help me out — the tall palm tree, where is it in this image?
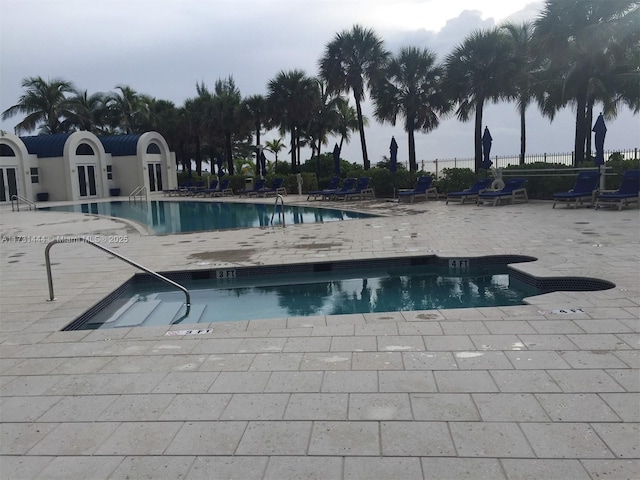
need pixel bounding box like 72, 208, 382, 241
1, 76, 76, 134
267, 69, 318, 172
320, 24, 390, 170
335, 98, 362, 153
66, 90, 110, 133
373, 46, 451, 172
444, 28, 516, 171
308, 79, 346, 173
264, 138, 286, 168
106, 85, 152, 134
533, 0, 639, 165
502, 21, 536, 165
242, 94, 269, 175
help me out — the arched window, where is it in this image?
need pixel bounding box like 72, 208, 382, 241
146, 143, 161, 154
76, 143, 95, 155
0, 144, 16, 156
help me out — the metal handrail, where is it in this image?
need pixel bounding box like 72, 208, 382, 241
128, 185, 147, 203
45, 238, 190, 315
270, 194, 285, 227
11, 194, 36, 212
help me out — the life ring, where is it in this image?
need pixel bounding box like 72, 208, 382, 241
490, 179, 505, 190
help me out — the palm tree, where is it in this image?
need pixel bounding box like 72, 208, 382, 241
444, 28, 516, 171
533, 0, 639, 165
373, 46, 451, 172
106, 85, 152, 134
267, 69, 318, 172
335, 98, 361, 153
66, 89, 110, 133
242, 94, 269, 175
502, 21, 536, 165
1, 76, 76, 134
308, 79, 346, 174
320, 24, 390, 170
264, 138, 286, 168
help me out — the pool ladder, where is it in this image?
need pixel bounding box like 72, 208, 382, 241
45, 238, 191, 315
11, 194, 36, 212
270, 194, 285, 227
129, 185, 147, 203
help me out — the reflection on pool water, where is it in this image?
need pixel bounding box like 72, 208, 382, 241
40, 200, 374, 234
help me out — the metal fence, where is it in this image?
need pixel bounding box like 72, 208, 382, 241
413, 147, 639, 178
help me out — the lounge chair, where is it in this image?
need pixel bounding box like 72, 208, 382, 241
322, 177, 356, 200
477, 178, 528, 206
239, 178, 265, 197
336, 177, 374, 201
552, 171, 600, 208
446, 178, 492, 205
595, 169, 640, 211
307, 176, 339, 201
398, 176, 437, 203
257, 177, 287, 197
212, 178, 233, 197
197, 179, 219, 197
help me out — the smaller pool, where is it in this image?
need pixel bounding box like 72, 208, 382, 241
40, 200, 373, 234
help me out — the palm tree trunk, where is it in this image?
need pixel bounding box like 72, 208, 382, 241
574, 96, 587, 166
354, 96, 370, 170
519, 103, 526, 165
408, 127, 417, 172
474, 98, 484, 172
225, 132, 234, 175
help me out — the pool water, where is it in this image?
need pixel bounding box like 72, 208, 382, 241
74, 264, 541, 330
40, 201, 373, 234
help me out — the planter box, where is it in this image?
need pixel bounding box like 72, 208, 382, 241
110, 188, 121, 196
36, 192, 49, 202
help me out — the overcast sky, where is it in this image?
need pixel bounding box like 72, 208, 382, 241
1, 0, 638, 167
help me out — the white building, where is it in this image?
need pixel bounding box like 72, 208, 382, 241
0, 130, 177, 203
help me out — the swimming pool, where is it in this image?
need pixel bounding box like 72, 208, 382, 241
63, 255, 615, 331
40, 200, 373, 234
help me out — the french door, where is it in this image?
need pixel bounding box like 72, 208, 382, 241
148, 163, 163, 192
78, 164, 97, 197
0, 167, 18, 202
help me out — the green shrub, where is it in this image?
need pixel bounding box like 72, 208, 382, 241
434, 168, 477, 194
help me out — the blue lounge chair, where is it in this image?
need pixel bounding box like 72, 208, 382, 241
477, 178, 528, 206
446, 178, 492, 205
198, 179, 219, 197
239, 178, 265, 197
398, 176, 437, 203
322, 177, 356, 200
307, 176, 339, 201
552, 171, 600, 208
338, 177, 374, 201
257, 177, 287, 197
212, 178, 233, 197
595, 169, 640, 210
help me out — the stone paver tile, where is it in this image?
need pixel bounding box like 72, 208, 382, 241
300, 352, 352, 371
249, 353, 304, 371
220, 393, 289, 420
54, 356, 116, 375
321, 371, 378, 392
188, 338, 244, 354
236, 421, 312, 455
209, 371, 271, 393
381, 421, 455, 456
165, 421, 246, 455
1, 375, 63, 396
535, 393, 621, 422
1, 357, 68, 375
283, 336, 331, 352
441, 321, 490, 335
311, 324, 355, 337
37, 395, 117, 422
265, 456, 342, 480
198, 353, 255, 371
434, 370, 499, 392
28, 422, 119, 455
411, 393, 480, 421
236, 337, 287, 353
351, 352, 403, 370
354, 322, 398, 336
92, 373, 168, 394
152, 371, 218, 393
397, 321, 443, 335
2, 455, 53, 480
95, 421, 183, 455
566, 333, 632, 350
591, 423, 640, 459
491, 370, 562, 392
378, 370, 437, 392
469, 334, 524, 351
450, 422, 534, 457
402, 351, 457, 370
518, 334, 580, 350
549, 370, 625, 393
605, 369, 639, 392
600, 393, 640, 421
348, 393, 412, 420
473, 393, 550, 421
454, 350, 514, 369
109, 456, 195, 480
330, 335, 377, 352
98, 354, 204, 374
420, 458, 506, 480
284, 393, 348, 420
265, 371, 324, 393
617, 332, 640, 349
484, 321, 537, 334
402, 310, 445, 322
612, 350, 640, 368
97, 393, 175, 421
186, 456, 268, 480
581, 459, 640, 480
528, 320, 585, 334
308, 421, 379, 456
0, 395, 62, 422
561, 351, 630, 369
422, 334, 474, 351
500, 459, 590, 480
0, 423, 57, 454
377, 335, 425, 352
34, 456, 124, 480
159, 393, 232, 421
574, 319, 635, 333
287, 316, 327, 329
344, 457, 422, 479
505, 351, 571, 369
520, 423, 615, 458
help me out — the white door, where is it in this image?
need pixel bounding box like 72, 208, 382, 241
78, 164, 97, 197
148, 163, 163, 192
0, 167, 18, 202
